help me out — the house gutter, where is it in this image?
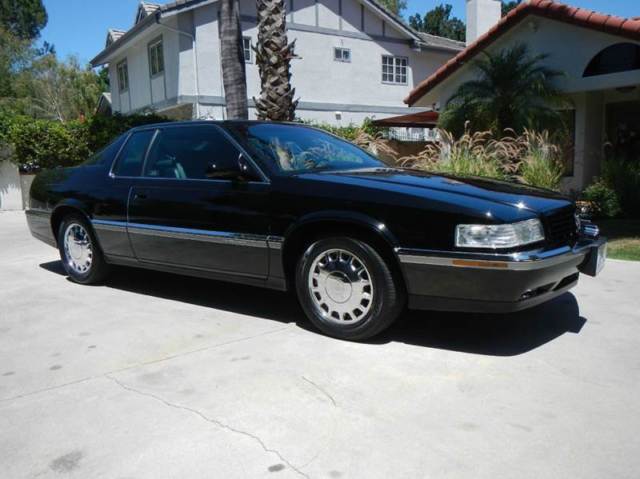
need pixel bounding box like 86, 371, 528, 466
154, 13, 202, 119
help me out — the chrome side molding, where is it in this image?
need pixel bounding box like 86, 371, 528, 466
91, 219, 284, 250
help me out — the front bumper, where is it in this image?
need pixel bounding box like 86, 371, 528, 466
396, 237, 607, 313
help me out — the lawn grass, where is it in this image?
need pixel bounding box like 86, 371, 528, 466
597, 219, 640, 261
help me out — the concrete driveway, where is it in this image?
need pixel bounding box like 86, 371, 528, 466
1, 210, 639, 479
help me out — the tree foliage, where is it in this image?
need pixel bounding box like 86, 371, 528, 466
12, 55, 106, 121
376, 0, 407, 16
2, 112, 171, 172
439, 44, 567, 137
408, 4, 465, 42
0, 0, 47, 40
502, 1, 522, 16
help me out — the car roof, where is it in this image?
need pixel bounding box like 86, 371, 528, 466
130, 120, 307, 132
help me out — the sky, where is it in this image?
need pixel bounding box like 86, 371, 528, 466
40, 0, 639, 66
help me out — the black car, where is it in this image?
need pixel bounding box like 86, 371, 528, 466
26, 121, 606, 340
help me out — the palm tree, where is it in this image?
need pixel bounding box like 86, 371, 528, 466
254, 0, 297, 121
439, 43, 566, 137
220, 0, 248, 119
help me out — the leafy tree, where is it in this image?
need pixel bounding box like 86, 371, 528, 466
0, 0, 47, 40
376, 0, 407, 16
409, 4, 465, 42
439, 44, 567, 137
12, 55, 106, 121
97, 67, 110, 89
502, 1, 522, 16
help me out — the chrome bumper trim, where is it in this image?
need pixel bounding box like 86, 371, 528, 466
396, 240, 603, 271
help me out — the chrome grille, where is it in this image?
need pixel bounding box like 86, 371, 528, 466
544, 207, 578, 248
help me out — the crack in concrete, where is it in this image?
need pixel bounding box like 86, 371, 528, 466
106, 374, 309, 479
0, 326, 291, 404
302, 376, 337, 407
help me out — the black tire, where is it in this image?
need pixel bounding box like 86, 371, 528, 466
57, 213, 110, 284
296, 237, 405, 341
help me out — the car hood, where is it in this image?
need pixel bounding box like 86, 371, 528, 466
310, 168, 572, 214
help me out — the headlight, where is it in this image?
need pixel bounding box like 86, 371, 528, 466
455, 218, 545, 249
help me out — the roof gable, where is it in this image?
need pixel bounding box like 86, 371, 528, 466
405, 0, 640, 106
92, 0, 463, 66
105, 28, 125, 47
135, 2, 160, 25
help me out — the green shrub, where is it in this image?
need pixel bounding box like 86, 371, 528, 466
602, 158, 640, 218
301, 118, 381, 142
4, 112, 171, 172
86, 112, 170, 151
8, 116, 91, 172
581, 179, 622, 218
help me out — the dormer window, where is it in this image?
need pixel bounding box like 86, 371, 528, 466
148, 38, 164, 77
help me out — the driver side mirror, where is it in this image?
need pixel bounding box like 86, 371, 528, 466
237, 153, 260, 181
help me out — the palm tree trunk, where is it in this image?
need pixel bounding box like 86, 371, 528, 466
220, 0, 248, 119
254, 0, 298, 121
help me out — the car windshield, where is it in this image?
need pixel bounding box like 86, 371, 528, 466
227, 123, 386, 173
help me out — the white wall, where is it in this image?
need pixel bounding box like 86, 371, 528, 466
105, 0, 458, 123
109, 21, 178, 114
416, 17, 640, 107
0, 160, 23, 211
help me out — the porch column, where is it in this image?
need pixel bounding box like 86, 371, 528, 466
571, 91, 604, 192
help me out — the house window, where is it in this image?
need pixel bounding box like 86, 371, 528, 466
243, 37, 252, 63
382, 55, 407, 85
148, 38, 164, 76
334, 47, 351, 63
584, 42, 640, 77
117, 60, 129, 92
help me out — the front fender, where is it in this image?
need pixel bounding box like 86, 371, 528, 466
285, 210, 400, 249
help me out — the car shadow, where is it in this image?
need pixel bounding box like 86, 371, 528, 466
40, 261, 587, 357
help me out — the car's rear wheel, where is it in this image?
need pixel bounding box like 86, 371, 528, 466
296, 237, 405, 341
57, 214, 110, 284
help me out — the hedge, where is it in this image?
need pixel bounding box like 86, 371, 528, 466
1, 112, 171, 173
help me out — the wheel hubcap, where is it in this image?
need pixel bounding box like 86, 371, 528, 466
63, 223, 93, 274
308, 248, 373, 324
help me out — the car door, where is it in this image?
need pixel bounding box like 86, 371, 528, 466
127, 123, 271, 279
91, 129, 156, 259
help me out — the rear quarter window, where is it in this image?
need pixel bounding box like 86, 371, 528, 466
111, 130, 156, 177
83, 134, 127, 167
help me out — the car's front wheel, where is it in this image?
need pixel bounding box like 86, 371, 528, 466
57, 214, 110, 284
296, 237, 405, 341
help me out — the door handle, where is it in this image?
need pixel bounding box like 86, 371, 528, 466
134, 193, 147, 200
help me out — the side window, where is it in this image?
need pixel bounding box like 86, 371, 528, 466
83, 134, 127, 166
112, 130, 155, 177
144, 126, 242, 180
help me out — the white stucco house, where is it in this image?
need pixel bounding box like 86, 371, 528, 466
406, 0, 640, 192
90, 0, 463, 125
